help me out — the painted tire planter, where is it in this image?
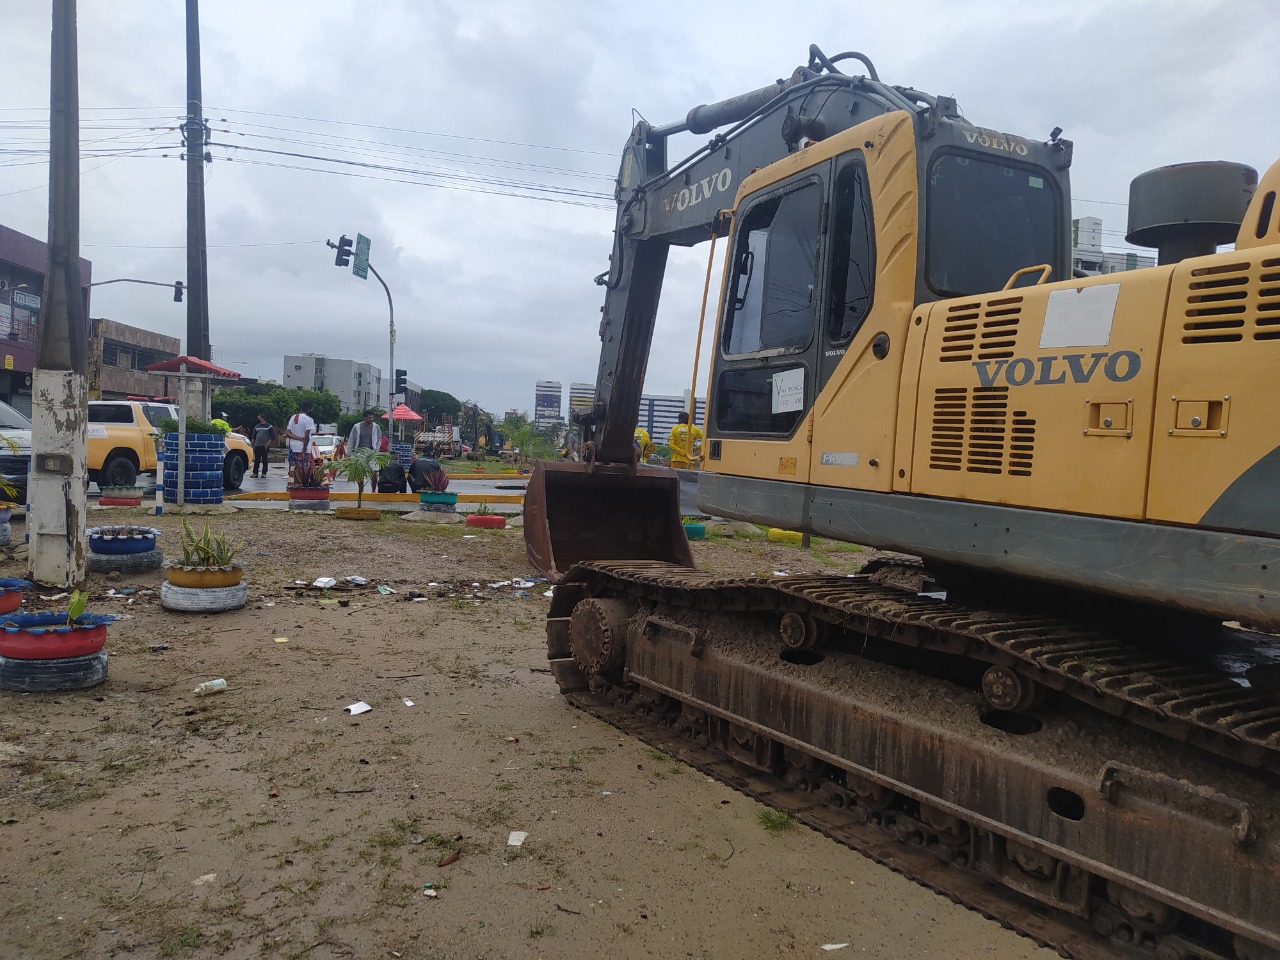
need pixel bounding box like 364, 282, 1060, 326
419, 491, 457, 513
99, 486, 145, 506
0, 612, 115, 660
164, 564, 243, 589
160, 581, 248, 613
0, 577, 32, 615
87, 526, 161, 555
88, 546, 164, 574
334, 506, 380, 521
99, 496, 143, 507
287, 486, 330, 501
465, 514, 506, 529
0, 650, 108, 692
0, 505, 13, 523
161, 433, 226, 505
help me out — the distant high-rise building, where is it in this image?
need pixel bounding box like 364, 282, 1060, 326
1072, 216, 1154, 276
638, 390, 705, 444
568, 382, 594, 420
534, 380, 562, 430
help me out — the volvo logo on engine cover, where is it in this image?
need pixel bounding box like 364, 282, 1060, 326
973, 351, 1141, 387
663, 168, 733, 214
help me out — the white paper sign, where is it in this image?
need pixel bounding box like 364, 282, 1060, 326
771, 368, 805, 413
1040, 283, 1120, 348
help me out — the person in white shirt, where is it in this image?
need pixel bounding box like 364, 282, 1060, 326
283, 401, 317, 482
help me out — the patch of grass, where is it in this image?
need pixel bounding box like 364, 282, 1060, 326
158, 926, 206, 956
758, 808, 797, 834
528, 917, 554, 938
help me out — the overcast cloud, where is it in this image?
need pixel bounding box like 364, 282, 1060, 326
3, 0, 1278, 416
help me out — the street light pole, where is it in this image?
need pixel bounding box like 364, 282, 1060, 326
367, 262, 394, 422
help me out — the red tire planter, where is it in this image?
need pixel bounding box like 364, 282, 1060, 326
465, 514, 506, 529
0, 578, 31, 615
0, 612, 114, 660
99, 496, 143, 506
287, 486, 331, 501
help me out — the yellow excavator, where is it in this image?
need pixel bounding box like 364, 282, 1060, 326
525, 46, 1280, 959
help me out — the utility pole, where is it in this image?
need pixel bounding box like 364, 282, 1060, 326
29, 0, 88, 587
183, 0, 210, 364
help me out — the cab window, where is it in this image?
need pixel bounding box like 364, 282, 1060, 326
722, 181, 822, 356
827, 160, 874, 343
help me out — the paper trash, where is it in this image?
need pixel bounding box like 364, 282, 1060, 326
506, 830, 529, 847
313, 577, 337, 589
344, 701, 373, 715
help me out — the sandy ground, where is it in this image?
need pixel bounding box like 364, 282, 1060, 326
0, 508, 1048, 960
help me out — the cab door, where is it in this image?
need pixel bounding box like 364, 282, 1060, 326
704, 169, 826, 486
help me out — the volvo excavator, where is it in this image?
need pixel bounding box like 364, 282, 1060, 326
523, 47, 1280, 958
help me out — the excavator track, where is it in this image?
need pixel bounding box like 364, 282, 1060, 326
545, 562, 1280, 960
570, 561, 1280, 774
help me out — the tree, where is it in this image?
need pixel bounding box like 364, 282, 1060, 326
212, 386, 342, 433
327, 446, 392, 509
419, 389, 461, 423
499, 412, 556, 465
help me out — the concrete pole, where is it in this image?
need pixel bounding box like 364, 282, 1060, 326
29, 0, 88, 588
184, 0, 211, 365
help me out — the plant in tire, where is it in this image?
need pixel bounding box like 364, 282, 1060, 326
326, 446, 392, 508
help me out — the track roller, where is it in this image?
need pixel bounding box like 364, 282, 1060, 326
569, 597, 634, 679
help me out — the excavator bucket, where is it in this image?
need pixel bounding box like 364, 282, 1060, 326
523, 460, 694, 580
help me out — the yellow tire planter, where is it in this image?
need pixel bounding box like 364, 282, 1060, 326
334, 506, 381, 521
164, 564, 244, 589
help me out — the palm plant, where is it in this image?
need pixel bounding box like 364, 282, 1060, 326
328, 446, 392, 508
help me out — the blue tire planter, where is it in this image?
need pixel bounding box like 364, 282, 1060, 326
160, 436, 226, 505
87, 526, 161, 555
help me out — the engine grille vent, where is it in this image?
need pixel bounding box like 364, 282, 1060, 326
937, 296, 1023, 363
929, 387, 1035, 476
1179, 257, 1280, 343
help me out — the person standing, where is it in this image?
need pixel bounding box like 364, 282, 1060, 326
284, 401, 316, 482
346, 409, 383, 454
668, 411, 704, 469
250, 413, 277, 478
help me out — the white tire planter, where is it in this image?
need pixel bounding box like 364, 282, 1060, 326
88, 546, 164, 574
160, 581, 248, 612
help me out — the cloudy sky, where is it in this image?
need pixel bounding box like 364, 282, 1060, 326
4, 1, 1278, 417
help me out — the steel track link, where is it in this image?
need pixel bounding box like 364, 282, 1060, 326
566, 689, 1126, 960
571, 561, 1280, 774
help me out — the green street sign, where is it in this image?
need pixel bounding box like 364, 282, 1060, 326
353, 233, 371, 280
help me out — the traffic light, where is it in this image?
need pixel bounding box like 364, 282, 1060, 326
394, 369, 407, 396
172, 280, 184, 302
334, 235, 353, 268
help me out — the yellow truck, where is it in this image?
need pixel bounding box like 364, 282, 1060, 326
87, 400, 251, 490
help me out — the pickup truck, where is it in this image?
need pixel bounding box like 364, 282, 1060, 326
87, 400, 251, 490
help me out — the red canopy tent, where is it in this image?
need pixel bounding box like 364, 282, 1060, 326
382, 403, 422, 422
143, 355, 243, 379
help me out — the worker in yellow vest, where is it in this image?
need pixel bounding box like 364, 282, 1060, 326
668, 412, 703, 469
633, 427, 654, 462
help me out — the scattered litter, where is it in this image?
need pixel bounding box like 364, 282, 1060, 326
505, 736, 518, 743
312, 577, 337, 589
192, 873, 217, 886
438, 849, 460, 867
488, 580, 512, 588
344, 576, 368, 586
293, 580, 308, 586
542, 589, 554, 598
462, 535, 477, 539
344, 701, 372, 715
507, 830, 529, 847
601, 791, 612, 797
314, 717, 328, 723
376, 585, 396, 595
821, 946, 850, 952
422, 887, 438, 899
148, 643, 169, 652
409, 835, 425, 845
772, 570, 790, 577
0, 817, 16, 825
411, 597, 430, 603
193, 679, 227, 696
515, 591, 531, 599
41, 592, 68, 601
427, 582, 438, 587
274, 637, 288, 644
471, 582, 480, 587
267, 784, 279, 798
402, 697, 415, 707
319, 598, 339, 604
263, 601, 275, 608
511, 578, 536, 588
918, 590, 947, 600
